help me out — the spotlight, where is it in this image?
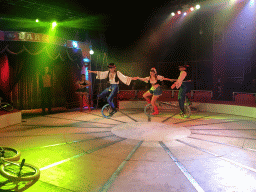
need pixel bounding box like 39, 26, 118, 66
190, 7, 194, 11
89, 50, 94, 55
72, 41, 78, 48
52, 21, 57, 29
184, 12, 187, 16
83, 58, 90, 63
177, 10, 181, 15
196, 5, 200, 9
171, 12, 175, 16
36, 19, 39, 22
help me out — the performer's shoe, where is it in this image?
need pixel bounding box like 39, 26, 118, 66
110, 108, 117, 116
186, 101, 192, 106
152, 106, 159, 115
179, 111, 185, 117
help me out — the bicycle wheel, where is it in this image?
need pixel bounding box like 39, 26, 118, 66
184, 104, 191, 118
101, 104, 113, 118
144, 104, 153, 117
0, 161, 40, 181
0, 147, 21, 161
0, 102, 13, 112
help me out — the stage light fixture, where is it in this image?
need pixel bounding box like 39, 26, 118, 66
184, 12, 187, 16
72, 41, 78, 48
83, 58, 90, 63
196, 5, 200, 9
171, 12, 175, 16
89, 50, 94, 55
177, 10, 181, 14
190, 7, 194, 11
52, 21, 57, 29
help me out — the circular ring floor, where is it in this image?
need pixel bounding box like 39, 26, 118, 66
1, 108, 256, 192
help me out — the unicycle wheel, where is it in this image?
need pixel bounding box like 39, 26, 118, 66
101, 104, 113, 118
0, 102, 13, 112
0, 161, 40, 181
0, 147, 21, 161
184, 105, 191, 118
144, 104, 153, 117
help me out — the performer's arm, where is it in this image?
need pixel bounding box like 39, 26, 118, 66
117, 71, 138, 86
171, 71, 187, 89
137, 77, 149, 83
86, 80, 92, 87
163, 78, 177, 82
88, 70, 108, 80
88, 70, 97, 74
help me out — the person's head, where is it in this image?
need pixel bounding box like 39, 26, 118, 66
108, 63, 116, 72
150, 68, 157, 77
178, 65, 189, 71
81, 74, 85, 80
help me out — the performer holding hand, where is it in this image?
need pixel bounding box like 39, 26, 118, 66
137, 67, 175, 115
88, 63, 138, 115
171, 65, 193, 117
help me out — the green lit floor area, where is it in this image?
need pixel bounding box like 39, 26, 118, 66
1, 108, 256, 192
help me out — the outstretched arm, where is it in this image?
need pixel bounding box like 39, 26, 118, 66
137, 77, 149, 83
88, 70, 97, 74
163, 78, 177, 82
88, 70, 108, 80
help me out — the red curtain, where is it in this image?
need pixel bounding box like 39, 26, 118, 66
0, 54, 10, 102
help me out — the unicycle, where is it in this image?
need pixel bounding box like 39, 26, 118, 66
144, 101, 191, 118
144, 104, 154, 117
0, 147, 40, 181
101, 104, 114, 118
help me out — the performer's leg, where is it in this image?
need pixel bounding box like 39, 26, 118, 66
143, 91, 152, 104
178, 84, 188, 113
107, 85, 119, 109
98, 87, 111, 100
185, 82, 193, 105
151, 95, 160, 115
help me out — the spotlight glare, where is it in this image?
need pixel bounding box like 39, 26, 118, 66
72, 41, 78, 48
171, 12, 175, 16
52, 21, 57, 28
196, 5, 200, 9
36, 19, 39, 22
184, 12, 187, 16
83, 58, 90, 63
190, 7, 194, 11
89, 50, 94, 55
177, 10, 181, 15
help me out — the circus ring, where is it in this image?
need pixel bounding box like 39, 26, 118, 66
0, 90, 256, 191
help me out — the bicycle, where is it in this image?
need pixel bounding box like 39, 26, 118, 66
144, 100, 192, 118
0, 98, 13, 112
0, 147, 40, 191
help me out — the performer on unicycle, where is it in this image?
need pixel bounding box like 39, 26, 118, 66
137, 68, 175, 115
171, 65, 193, 117
88, 63, 137, 116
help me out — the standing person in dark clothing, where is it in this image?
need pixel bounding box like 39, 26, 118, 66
39, 66, 53, 114
76, 74, 92, 112
171, 65, 193, 117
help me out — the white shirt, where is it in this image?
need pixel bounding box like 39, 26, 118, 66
96, 71, 132, 86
